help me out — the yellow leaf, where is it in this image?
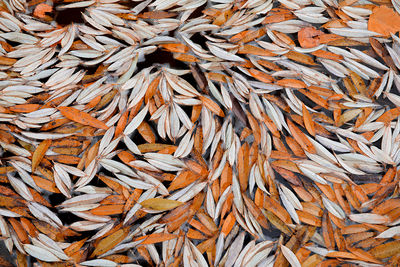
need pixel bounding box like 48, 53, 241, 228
140, 198, 183, 211
91, 228, 129, 257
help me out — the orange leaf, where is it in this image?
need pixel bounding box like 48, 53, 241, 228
65, 238, 88, 258
262, 113, 280, 137
32, 139, 51, 172
376, 107, 400, 123
369, 240, 400, 259
137, 122, 155, 143
168, 170, 200, 191
368, 6, 400, 37
135, 233, 177, 245
137, 143, 176, 153
264, 210, 293, 235
173, 53, 199, 63
33, 3, 52, 18
138, 11, 176, 19
348, 247, 382, 264
285, 51, 316, 65
20, 217, 37, 238
248, 69, 274, 83
272, 165, 302, 185
230, 28, 265, 43
58, 106, 108, 130
273, 31, 296, 47
187, 228, 206, 239
299, 89, 329, 109
220, 163, 232, 193
237, 143, 250, 191
32, 175, 60, 193
302, 104, 315, 136
297, 210, 322, 226
298, 27, 323, 48
257, 60, 282, 71
264, 195, 292, 224
189, 219, 213, 237
84, 95, 102, 110
160, 43, 189, 53
185, 159, 208, 177
144, 76, 161, 103
238, 44, 276, 57
311, 49, 343, 61
199, 95, 225, 117
9, 218, 29, 244
9, 104, 41, 113
286, 136, 306, 157
207, 72, 229, 83
318, 34, 343, 44
287, 119, 316, 154
326, 251, 359, 260
0, 56, 16, 66
91, 204, 124, 215
197, 210, 218, 233
221, 212, 236, 236
243, 195, 269, 229
47, 154, 80, 164
276, 79, 306, 88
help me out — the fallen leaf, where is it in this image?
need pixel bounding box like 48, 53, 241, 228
58, 107, 108, 130
134, 233, 178, 244
91, 228, 129, 257
32, 139, 51, 172
140, 198, 183, 211
368, 6, 400, 37
33, 3, 53, 19
298, 27, 323, 48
